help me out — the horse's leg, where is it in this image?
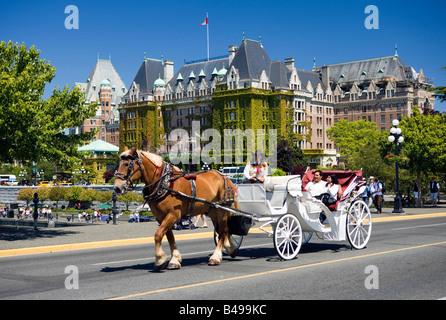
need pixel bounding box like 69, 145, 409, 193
154, 224, 168, 270
208, 209, 228, 266
165, 228, 182, 270
154, 211, 181, 270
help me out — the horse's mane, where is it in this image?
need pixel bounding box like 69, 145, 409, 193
139, 150, 164, 167
120, 149, 164, 168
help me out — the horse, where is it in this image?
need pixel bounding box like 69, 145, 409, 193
114, 147, 241, 270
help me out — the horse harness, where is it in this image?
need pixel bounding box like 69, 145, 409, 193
116, 152, 236, 217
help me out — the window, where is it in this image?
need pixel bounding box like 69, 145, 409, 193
381, 115, 386, 123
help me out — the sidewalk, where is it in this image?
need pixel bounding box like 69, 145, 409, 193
1, 205, 445, 252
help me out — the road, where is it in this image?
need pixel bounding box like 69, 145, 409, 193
1, 216, 445, 304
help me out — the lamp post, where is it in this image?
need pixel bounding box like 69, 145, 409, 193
388, 119, 404, 214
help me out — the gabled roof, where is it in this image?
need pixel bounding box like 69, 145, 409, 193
124, 58, 165, 97
295, 69, 324, 90
77, 59, 127, 105
228, 39, 271, 81
270, 61, 289, 89
167, 58, 228, 89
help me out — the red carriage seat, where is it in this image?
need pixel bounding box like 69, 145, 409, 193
301, 170, 363, 211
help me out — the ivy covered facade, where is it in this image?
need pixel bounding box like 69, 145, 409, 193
118, 38, 339, 167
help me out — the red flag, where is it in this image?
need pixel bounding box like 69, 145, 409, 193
199, 17, 208, 26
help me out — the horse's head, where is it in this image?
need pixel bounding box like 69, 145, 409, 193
114, 147, 144, 195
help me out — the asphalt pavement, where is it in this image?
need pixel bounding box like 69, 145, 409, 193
1, 205, 445, 252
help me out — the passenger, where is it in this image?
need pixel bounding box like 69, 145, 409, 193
243, 150, 268, 183
306, 170, 326, 197
323, 174, 342, 206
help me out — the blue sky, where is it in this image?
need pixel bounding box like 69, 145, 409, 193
1, 0, 445, 112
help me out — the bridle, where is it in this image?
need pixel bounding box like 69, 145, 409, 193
114, 153, 144, 189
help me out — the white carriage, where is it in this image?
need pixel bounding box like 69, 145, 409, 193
223, 170, 372, 260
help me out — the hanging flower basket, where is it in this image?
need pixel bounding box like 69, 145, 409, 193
385, 154, 409, 163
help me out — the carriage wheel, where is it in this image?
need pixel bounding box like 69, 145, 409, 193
213, 231, 243, 256
346, 200, 372, 249
273, 213, 302, 260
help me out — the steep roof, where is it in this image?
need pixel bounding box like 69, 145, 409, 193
228, 39, 272, 81
315, 56, 408, 84
76, 59, 127, 105
296, 69, 324, 89
124, 58, 165, 96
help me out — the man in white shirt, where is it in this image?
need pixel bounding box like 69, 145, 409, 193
306, 170, 326, 197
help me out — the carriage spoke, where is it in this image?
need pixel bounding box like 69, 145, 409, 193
346, 200, 372, 249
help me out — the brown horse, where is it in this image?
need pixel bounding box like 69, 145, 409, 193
114, 147, 241, 270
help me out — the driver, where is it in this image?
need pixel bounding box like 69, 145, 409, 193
243, 150, 268, 183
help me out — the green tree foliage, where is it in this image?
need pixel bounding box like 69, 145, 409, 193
17, 187, 34, 206
118, 191, 144, 210
0, 41, 97, 165
428, 66, 446, 103
48, 186, 68, 208
398, 108, 446, 206
277, 138, 307, 173
326, 120, 391, 179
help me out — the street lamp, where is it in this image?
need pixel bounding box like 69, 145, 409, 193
388, 119, 404, 214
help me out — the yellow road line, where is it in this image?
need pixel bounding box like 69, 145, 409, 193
372, 212, 446, 222
0, 232, 214, 258
108, 240, 446, 300
1, 212, 445, 258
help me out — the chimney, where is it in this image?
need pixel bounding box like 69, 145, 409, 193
163, 60, 174, 83
321, 65, 330, 88
228, 45, 238, 65
284, 57, 294, 70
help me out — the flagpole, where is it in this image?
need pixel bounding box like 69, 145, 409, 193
206, 13, 209, 61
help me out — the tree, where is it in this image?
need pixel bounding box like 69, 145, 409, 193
277, 138, 307, 173
17, 187, 34, 207
103, 168, 116, 183
428, 66, 446, 103
48, 186, 68, 208
326, 120, 391, 180
0, 41, 97, 166
398, 108, 446, 207
118, 191, 144, 211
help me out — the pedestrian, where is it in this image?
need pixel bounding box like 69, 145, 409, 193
413, 180, 419, 200
134, 211, 139, 223
360, 178, 370, 205
129, 212, 134, 223
370, 177, 383, 213
428, 178, 440, 207
193, 214, 208, 228
78, 212, 82, 222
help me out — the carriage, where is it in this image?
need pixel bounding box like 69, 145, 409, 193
222, 170, 372, 260
114, 148, 372, 269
